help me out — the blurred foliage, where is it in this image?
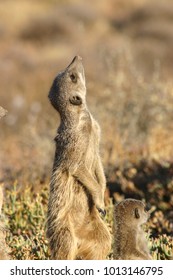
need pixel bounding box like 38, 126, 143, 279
4, 184, 49, 260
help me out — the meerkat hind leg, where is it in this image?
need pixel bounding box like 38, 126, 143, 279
78, 240, 109, 260
77, 217, 111, 260
50, 228, 78, 260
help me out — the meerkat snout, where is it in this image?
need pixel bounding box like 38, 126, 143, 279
67, 56, 86, 105
67, 55, 85, 86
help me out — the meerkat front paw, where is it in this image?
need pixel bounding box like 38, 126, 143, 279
95, 196, 106, 217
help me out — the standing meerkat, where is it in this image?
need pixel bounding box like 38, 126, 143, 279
47, 55, 111, 260
113, 198, 152, 260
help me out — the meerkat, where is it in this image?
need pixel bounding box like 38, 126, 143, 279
113, 198, 152, 260
0, 185, 10, 260
47, 55, 111, 260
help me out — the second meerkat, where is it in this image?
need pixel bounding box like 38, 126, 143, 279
47, 56, 111, 260
113, 198, 152, 260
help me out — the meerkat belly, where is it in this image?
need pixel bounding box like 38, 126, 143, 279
51, 172, 89, 222
69, 180, 91, 229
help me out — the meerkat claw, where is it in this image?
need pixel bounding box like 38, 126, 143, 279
97, 207, 106, 217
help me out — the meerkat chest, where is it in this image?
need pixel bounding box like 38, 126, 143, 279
84, 117, 100, 170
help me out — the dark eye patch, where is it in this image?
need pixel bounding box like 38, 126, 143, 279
70, 73, 77, 83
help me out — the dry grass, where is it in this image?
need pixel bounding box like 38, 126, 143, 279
1, 183, 172, 260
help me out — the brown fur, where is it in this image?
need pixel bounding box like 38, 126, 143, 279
47, 56, 111, 259
0, 185, 10, 260
113, 198, 152, 260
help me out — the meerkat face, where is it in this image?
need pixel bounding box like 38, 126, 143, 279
114, 199, 150, 227
67, 55, 86, 106
133, 203, 149, 226
48, 56, 87, 114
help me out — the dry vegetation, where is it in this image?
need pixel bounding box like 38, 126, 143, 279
0, 0, 173, 259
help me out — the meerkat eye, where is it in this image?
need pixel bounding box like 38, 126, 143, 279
134, 208, 140, 219
70, 73, 77, 83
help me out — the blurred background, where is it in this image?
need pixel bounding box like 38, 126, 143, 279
0, 0, 173, 259
0, 0, 173, 204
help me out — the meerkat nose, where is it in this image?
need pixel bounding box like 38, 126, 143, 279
67, 55, 83, 71
75, 55, 82, 61
72, 55, 82, 63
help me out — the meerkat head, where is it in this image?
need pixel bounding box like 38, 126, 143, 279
114, 199, 149, 227
48, 56, 86, 115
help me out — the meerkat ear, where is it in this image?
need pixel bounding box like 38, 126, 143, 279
135, 208, 140, 219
